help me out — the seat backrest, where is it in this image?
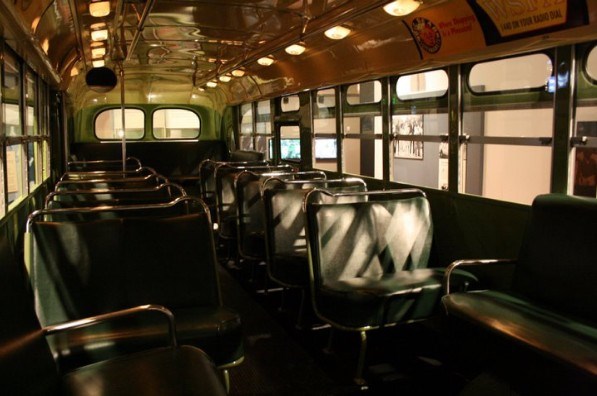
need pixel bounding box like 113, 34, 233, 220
214, 164, 294, 228
305, 189, 432, 287
512, 194, 597, 324
263, 178, 367, 260
235, 171, 326, 258
229, 150, 265, 162
0, 234, 60, 395
29, 201, 222, 326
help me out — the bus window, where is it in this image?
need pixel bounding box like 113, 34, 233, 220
396, 70, 448, 100
255, 100, 272, 158
153, 108, 200, 139
391, 70, 449, 189
573, 44, 597, 198
281, 95, 300, 112
469, 53, 552, 93
240, 103, 253, 151
463, 53, 554, 204
6, 144, 27, 210
313, 88, 337, 171
347, 80, 381, 105
280, 125, 301, 161
95, 108, 145, 140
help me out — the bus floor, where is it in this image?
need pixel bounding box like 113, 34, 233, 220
218, 261, 477, 396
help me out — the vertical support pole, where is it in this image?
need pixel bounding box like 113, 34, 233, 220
119, 65, 126, 173
335, 87, 344, 175
447, 64, 462, 193
551, 45, 575, 194
354, 330, 368, 386
381, 76, 392, 188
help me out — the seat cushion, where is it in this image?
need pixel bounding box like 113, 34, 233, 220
240, 231, 266, 260
61, 346, 226, 396
442, 290, 597, 376
49, 306, 244, 371
316, 269, 444, 329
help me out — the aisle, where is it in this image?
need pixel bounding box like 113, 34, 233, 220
218, 266, 337, 395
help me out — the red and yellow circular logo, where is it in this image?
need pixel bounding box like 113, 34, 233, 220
411, 17, 442, 54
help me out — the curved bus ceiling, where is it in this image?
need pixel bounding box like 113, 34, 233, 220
1, 0, 596, 113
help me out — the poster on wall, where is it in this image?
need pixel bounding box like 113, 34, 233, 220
403, 0, 485, 60
467, 0, 589, 45
394, 115, 424, 160
574, 122, 597, 198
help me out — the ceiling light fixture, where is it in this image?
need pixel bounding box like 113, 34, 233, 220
324, 25, 351, 40
383, 0, 421, 16
219, 75, 232, 82
285, 42, 306, 56
257, 56, 275, 66
92, 59, 105, 68
91, 47, 106, 58
89, 1, 110, 18
231, 69, 245, 77
91, 28, 108, 41
206, 81, 217, 88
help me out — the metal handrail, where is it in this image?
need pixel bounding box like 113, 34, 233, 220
44, 182, 187, 208
302, 188, 426, 212
60, 165, 157, 181
27, 196, 209, 232
261, 176, 365, 196
43, 304, 178, 348
67, 156, 142, 172
54, 172, 169, 190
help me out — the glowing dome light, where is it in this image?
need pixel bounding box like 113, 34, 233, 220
206, 81, 217, 88
285, 43, 306, 56
219, 75, 232, 82
91, 47, 106, 58
324, 25, 351, 40
257, 56, 275, 66
92, 59, 105, 68
89, 1, 110, 17
91, 28, 108, 42
231, 69, 245, 77
383, 0, 421, 16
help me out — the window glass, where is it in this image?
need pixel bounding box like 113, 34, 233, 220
6, 144, 27, 209
43, 140, 51, 180
25, 70, 38, 135
573, 46, 597, 198
95, 108, 144, 140
397, 70, 448, 100
256, 100, 271, 135
586, 45, 597, 81
343, 114, 383, 178
27, 142, 38, 190
240, 103, 253, 135
3, 52, 22, 137
314, 89, 337, 171
347, 80, 381, 105
0, 153, 4, 217
281, 95, 300, 112
152, 108, 199, 139
280, 125, 300, 161
316, 89, 335, 111
390, 112, 449, 189
469, 53, 552, 93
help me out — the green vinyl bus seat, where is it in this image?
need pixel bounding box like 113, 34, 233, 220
442, 193, 597, 385
261, 177, 367, 327
26, 198, 244, 381
0, 230, 226, 396
304, 189, 476, 385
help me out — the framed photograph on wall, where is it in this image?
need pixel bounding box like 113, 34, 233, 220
394, 115, 423, 160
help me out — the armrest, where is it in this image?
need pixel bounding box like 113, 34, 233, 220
444, 259, 517, 295
43, 304, 178, 347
